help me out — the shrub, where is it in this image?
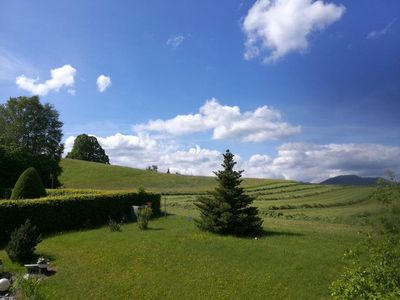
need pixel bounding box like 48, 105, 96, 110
138, 206, 152, 230
0, 190, 161, 241
108, 218, 123, 232
330, 172, 400, 299
6, 219, 42, 262
10, 167, 47, 200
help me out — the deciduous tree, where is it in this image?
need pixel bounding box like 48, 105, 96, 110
0, 96, 63, 187
66, 134, 109, 164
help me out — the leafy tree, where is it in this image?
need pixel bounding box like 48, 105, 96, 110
330, 172, 400, 299
0, 144, 61, 189
11, 167, 47, 200
195, 149, 263, 236
0, 96, 63, 187
0, 96, 63, 159
66, 134, 109, 164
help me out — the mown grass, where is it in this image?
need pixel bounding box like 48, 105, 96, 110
0, 217, 364, 299
0, 162, 382, 299
60, 159, 285, 192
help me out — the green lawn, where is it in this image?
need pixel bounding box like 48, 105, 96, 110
0, 217, 364, 299
0, 161, 381, 299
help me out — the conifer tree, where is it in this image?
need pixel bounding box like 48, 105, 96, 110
195, 150, 263, 236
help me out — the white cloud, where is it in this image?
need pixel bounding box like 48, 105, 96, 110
64, 133, 221, 176
134, 98, 301, 142
242, 0, 345, 62
65, 134, 400, 181
166, 35, 185, 49
243, 143, 400, 182
367, 19, 397, 40
16, 64, 76, 96
67, 89, 76, 96
96, 74, 111, 92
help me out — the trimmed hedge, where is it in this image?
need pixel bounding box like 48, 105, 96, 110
0, 191, 160, 241
0, 188, 12, 199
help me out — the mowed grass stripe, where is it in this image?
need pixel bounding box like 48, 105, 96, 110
248, 184, 342, 196
256, 187, 373, 210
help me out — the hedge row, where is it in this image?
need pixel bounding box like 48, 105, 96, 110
0, 191, 160, 241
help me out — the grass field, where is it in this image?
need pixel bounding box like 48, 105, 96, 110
0, 159, 382, 299
0, 217, 365, 299
60, 159, 287, 192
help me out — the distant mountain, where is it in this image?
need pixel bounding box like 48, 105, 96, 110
321, 175, 383, 186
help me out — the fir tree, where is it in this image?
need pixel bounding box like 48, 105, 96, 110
195, 149, 263, 236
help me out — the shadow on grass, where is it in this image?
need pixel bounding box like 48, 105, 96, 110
260, 229, 303, 237
143, 227, 165, 231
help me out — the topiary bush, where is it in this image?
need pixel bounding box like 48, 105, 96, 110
6, 219, 42, 262
10, 167, 47, 200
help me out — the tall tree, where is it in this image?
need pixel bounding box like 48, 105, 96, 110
66, 134, 110, 164
195, 149, 263, 236
0, 96, 63, 158
0, 96, 63, 187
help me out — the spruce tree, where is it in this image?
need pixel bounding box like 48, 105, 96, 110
195, 150, 263, 236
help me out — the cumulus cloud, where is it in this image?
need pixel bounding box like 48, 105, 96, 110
65, 134, 400, 181
134, 98, 301, 142
97, 74, 111, 92
367, 19, 397, 40
166, 35, 185, 49
16, 64, 76, 96
64, 133, 221, 176
243, 143, 400, 182
242, 0, 345, 62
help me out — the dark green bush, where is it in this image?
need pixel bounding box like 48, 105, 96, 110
6, 219, 42, 262
10, 167, 47, 200
0, 191, 160, 241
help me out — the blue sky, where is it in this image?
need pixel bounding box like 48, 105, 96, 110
0, 0, 399, 182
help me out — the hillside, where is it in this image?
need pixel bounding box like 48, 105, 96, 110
321, 175, 382, 186
60, 159, 287, 192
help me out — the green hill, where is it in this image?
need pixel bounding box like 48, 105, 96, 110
320, 175, 382, 186
60, 159, 287, 193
